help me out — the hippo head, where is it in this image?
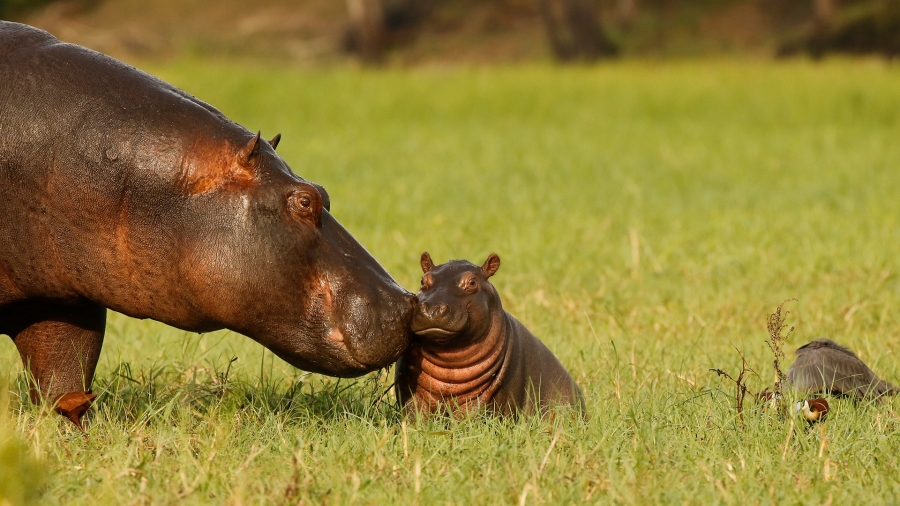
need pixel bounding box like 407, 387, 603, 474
180, 133, 416, 377
411, 252, 502, 346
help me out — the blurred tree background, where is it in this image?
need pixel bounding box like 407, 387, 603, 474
1, 0, 898, 64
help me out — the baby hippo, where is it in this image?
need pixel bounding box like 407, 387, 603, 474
395, 252, 585, 417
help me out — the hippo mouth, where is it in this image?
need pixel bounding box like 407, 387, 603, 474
326, 337, 377, 374
341, 324, 410, 370
266, 325, 372, 377
411, 309, 467, 335
263, 289, 412, 378
413, 327, 457, 339
410, 316, 467, 344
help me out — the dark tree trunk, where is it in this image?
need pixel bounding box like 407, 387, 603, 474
344, 0, 436, 64
537, 0, 618, 61
813, 0, 837, 26
808, 0, 838, 58
345, 0, 385, 64
617, 0, 636, 30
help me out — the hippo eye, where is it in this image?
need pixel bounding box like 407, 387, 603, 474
287, 189, 322, 227
463, 276, 478, 293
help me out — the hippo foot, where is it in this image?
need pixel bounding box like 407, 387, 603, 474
53, 392, 97, 430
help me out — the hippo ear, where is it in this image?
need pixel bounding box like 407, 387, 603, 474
268, 133, 281, 150
420, 252, 434, 273
237, 132, 262, 168
481, 253, 500, 278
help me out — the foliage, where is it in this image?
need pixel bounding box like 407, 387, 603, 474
0, 389, 45, 506
2, 59, 900, 503
0, 0, 51, 18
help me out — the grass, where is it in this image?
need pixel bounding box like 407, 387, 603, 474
3, 58, 900, 504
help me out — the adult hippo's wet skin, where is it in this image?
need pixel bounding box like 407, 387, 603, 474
395, 252, 584, 417
0, 22, 415, 424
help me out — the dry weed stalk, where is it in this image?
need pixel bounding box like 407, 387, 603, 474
766, 298, 796, 392
710, 346, 758, 426
281, 453, 302, 505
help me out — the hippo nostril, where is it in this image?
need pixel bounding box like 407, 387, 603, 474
419, 303, 427, 313
439, 304, 448, 315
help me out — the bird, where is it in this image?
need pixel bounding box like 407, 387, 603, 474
53, 392, 97, 430
796, 397, 830, 425
786, 338, 897, 398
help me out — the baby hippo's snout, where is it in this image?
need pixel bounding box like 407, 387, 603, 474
419, 302, 449, 319
411, 300, 465, 341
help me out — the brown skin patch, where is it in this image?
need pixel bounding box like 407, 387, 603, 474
315, 275, 343, 343
180, 134, 259, 195
54, 392, 97, 430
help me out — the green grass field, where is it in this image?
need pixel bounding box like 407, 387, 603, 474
3, 59, 900, 505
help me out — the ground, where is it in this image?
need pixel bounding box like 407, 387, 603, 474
2, 59, 900, 504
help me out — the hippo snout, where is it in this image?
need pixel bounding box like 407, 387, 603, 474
340, 286, 416, 368
410, 301, 467, 341
419, 302, 449, 318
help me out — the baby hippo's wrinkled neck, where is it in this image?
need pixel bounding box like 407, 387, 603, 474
409, 313, 509, 413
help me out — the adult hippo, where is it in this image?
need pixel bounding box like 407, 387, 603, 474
0, 22, 415, 422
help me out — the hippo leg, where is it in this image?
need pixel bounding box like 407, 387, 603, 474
7, 300, 105, 424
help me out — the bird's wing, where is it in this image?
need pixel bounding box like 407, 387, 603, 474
787, 345, 877, 396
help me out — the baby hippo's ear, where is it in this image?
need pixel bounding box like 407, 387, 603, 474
421, 252, 434, 273
481, 253, 500, 278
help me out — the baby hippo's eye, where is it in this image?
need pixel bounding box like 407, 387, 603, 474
462, 275, 478, 293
